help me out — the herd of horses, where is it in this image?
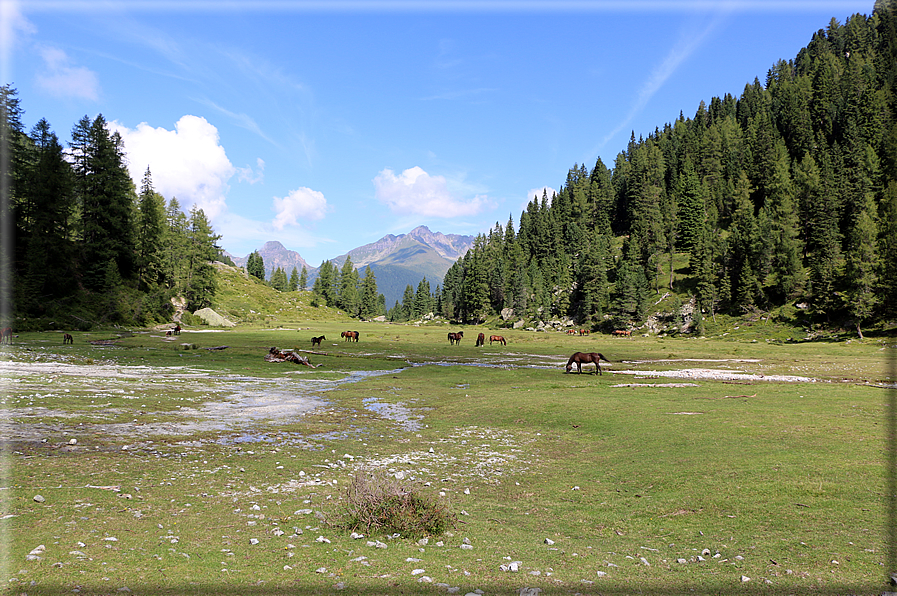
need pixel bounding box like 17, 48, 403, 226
2, 322, 619, 376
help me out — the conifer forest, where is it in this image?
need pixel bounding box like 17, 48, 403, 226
3, 2, 897, 334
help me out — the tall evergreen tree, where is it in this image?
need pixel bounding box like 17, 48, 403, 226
359, 266, 380, 319
70, 114, 136, 290
337, 257, 359, 315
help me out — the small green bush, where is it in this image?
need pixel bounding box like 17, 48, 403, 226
334, 470, 456, 539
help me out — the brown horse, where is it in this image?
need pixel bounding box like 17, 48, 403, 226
489, 335, 506, 346
0, 327, 11, 344
173, 324, 181, 335
566, 329, 576, 335
340, 331, 359, 342
448, 331, 464, 345
612, 329, 631, 337
63, 333, 74, 344
311, 335, 326, 346
475, 332, 485, 347
565, 352, 611, 375
579, 329, 590, 336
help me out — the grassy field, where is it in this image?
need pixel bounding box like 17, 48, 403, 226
1, 320, 894, 595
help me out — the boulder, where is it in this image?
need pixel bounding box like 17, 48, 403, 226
192, 308, 236, 327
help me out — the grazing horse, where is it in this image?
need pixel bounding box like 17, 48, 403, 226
489, 335, 506, 346
565, 352, 611, 375
173, 324, 181, 336
566, 329, 576, 335
311, 335, 326, 346
0, 327, 12, 344
612, 329, 631, 337
448, 331, 464, 345
341, 331, 359, 342
579, 329, 590, 336
475, 332, 485, 347
63, 333, 74, 344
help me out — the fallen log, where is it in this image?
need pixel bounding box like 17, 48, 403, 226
265, 347, 321, 368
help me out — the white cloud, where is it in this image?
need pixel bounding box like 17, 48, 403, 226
1, 0, 35, 76
271, 187, 329, 230
110, 115, 235, 219
373, 166, 489, 218
35, 46, 100, 101
238, 158, 265, 184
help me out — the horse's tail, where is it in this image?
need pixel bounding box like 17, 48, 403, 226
597, 353, 611, 362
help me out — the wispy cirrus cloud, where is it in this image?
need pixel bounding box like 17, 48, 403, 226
373, 166, 492, 218
598, 11, 728, 149
35, 46, 100, 101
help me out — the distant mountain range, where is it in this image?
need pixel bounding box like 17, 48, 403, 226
225, 226, 475, 308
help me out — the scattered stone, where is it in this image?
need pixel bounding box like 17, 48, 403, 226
103, 537, 118, 542
500, 561, 522, 572
639, 557, 650, 566
69, 551, 87, 557
741, 575, 751, 583
33, 495, 45, 503
544, 538, 555, 545
249, 539, 259, 545
596, 570, 607, 577
294, 509, 313, 515
411, 569, 426, 575
460, 543, 473, 550
417, 538, 428, 546
519, 588, 542, 596
316, 567, 327, 574
350, 532, 365, 539
69, 438, 77, 445
676, 558, 687, 564
315, 536, 331, 544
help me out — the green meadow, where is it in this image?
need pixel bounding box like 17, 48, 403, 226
1, 321, 893, 595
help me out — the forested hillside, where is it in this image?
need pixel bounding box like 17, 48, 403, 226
2, 97, 221, 330
441, 3, 897, 336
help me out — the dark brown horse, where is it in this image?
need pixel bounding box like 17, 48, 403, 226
565, 352, 611, 375
489, 335, 506, 346
475, 332, 485, 347
579, 329, 590, 336
448, 331, 464, 345
311, 335, 326, 346
63, 333, 74, 344
341, 330, 359, 342
0, 327, 11, 344
173, 324, 181, 335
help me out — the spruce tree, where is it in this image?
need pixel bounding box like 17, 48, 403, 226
289, 267, 299, 291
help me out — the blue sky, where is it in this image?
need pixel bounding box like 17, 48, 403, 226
3, 0, 872, 264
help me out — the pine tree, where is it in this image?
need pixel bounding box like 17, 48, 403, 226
246, 251, 265, 281
337, 257, 359, 315
289, 267, 299, 291
844, 191, 879, 337
184, 206, 219, 310
359, 266, 380, 319
298, 266, 308, 291
135, 167, 165, 292
70, 114, 136, 289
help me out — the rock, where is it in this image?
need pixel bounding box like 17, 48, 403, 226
639, 557, 650, 566
500, 561, 522, 572
249, 538, 259, 545
741, 575, 751, 582
315, 536, 331, 544
544, 539, 555, 545
676, 558, 687, 564
315, 567, 327, 574
519, 588, 542, 596
595, 571, 607, 577
69, 438, 77, 445
350, 532, 365, 539
33, 495, 45, 503
411, 569, 426, 575
192, 308, 236, 327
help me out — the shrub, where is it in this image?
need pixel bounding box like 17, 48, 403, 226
333, 470, 456, 539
